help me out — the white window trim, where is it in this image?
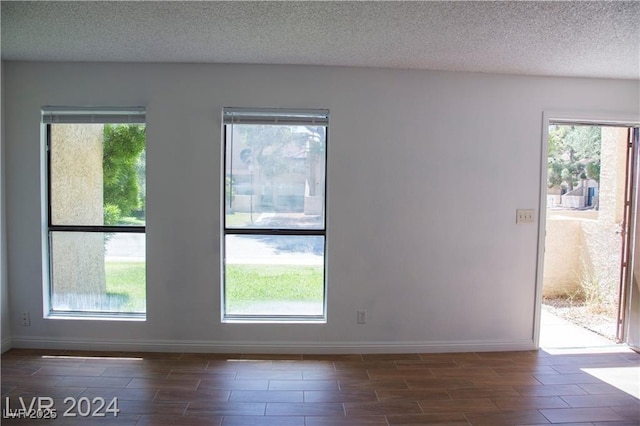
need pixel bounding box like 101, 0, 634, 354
42, 107, 147, 320
221, 107, 329, 323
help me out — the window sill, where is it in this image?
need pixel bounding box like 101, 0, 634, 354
46, 312, 146, 321
223, 316, 326, 324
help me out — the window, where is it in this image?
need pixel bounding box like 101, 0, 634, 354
222, 108, 328, 321
43, 107, 146, 318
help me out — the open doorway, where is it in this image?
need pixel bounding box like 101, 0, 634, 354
540, 124, 633, 348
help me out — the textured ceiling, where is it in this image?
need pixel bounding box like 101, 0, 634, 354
2, 1, 639, 80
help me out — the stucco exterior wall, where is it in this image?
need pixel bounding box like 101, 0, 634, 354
600, 127, 628, 225
543, 213, 589, 298
581, 127, 627, 305
50, 124, 105, 298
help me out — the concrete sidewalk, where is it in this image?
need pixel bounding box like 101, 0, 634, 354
540, 305, 616, 348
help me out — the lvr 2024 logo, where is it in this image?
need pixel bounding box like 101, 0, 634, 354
3, 396, 119, 419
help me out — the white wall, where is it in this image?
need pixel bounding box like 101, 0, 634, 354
1, 60, 10, 353
4, 62, 639, 353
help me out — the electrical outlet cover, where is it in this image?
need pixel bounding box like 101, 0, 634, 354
516, 209, 535, 224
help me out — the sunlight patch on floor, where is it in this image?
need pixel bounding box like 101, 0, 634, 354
582, 366, 640, 399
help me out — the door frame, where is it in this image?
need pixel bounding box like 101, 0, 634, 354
534, 110, 640, 348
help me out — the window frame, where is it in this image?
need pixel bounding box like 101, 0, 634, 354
42, 107, 147, 319
221, 108, 329, 322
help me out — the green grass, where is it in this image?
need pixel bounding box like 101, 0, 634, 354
226, 264, 323, 301
225, 212, 256, 227
104, 261, 323, 313
105, 261, 146, 312
118, 216, 145, 226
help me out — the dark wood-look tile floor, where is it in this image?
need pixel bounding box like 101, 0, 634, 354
1, 348, 638, 425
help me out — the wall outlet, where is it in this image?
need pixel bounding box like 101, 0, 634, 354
21, 312, 30, 326
516, 209, 535, 224
357, 310, 367, 324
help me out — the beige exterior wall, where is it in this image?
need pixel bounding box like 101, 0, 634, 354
543, 213, 589, 298
581, 219, 623, 305
600, 127, 628, 224
50, 124, 105, 296
582, 128, 626, 304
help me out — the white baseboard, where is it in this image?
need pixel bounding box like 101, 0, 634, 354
9, 336, 535, 354
1, 336, 12, 353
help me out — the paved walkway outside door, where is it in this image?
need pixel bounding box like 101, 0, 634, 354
540, 305, 616, 348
